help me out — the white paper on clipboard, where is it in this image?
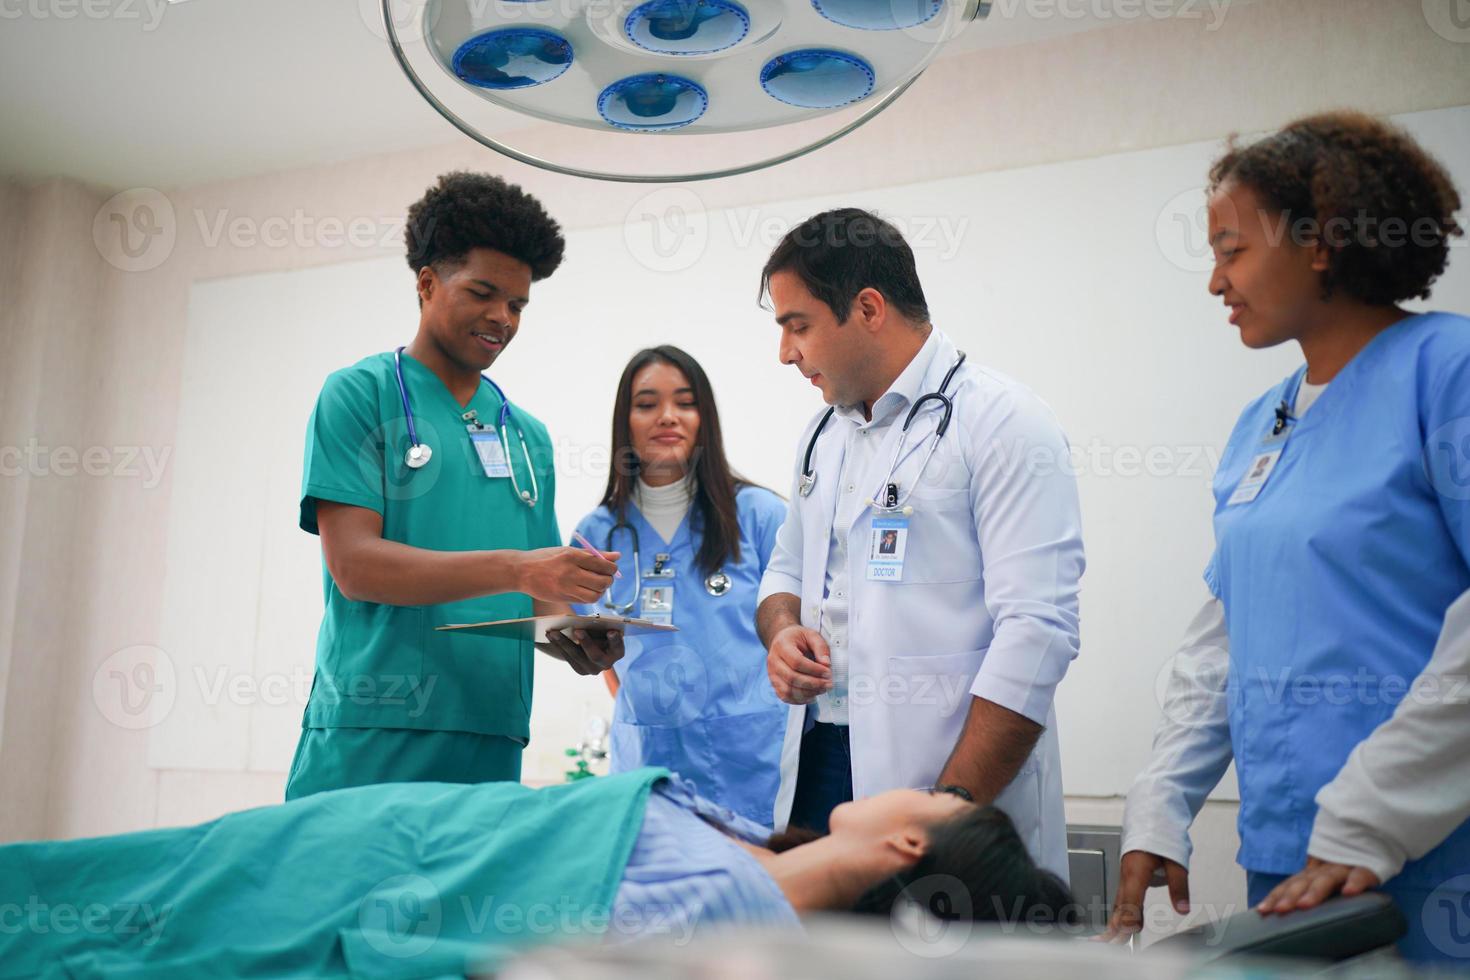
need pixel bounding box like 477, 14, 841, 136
435, 613, 678, 643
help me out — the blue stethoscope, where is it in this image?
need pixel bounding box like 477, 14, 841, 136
392, 346, 540, 508
602, 514, 733, 614
603, 520, 643, 615
798, 352, 967, 516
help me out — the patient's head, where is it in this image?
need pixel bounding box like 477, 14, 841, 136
763, 789, 1076, 927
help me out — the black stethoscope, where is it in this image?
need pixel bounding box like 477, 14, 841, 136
798, 352, 967, 515
392, 346, 539, 508
601, 516, 733, 615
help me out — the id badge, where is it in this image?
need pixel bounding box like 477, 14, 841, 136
467, 425, 511, 479
866, 516, 909, 582
1227, 426, 1290, 507
640, 582, 675, 625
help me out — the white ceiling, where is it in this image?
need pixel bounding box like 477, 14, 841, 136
0, 0, 1245, 190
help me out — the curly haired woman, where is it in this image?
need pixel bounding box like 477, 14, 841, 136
1111, 111, 1470, 964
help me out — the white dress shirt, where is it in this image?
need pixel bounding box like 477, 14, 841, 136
813, 335, 941, 725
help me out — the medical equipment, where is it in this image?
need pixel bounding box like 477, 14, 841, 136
380, 0, 992, 182
704, 570, 732, 596
602, 519, 643, 614
392, 345, 540, 506
798, 352, 967, 514
565, 715, 611, 781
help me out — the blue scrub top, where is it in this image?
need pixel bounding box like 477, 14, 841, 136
1206, 312, 1470, 882
573, 485, 788, 828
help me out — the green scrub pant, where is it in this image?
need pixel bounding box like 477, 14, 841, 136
284, 727, 524, 800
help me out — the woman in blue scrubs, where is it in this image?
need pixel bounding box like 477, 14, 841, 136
572, 346, 789, 828
1112, 111, 1469, 962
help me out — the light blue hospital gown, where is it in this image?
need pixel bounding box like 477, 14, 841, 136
607, 774, 802, 945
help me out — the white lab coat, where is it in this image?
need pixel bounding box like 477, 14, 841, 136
759, 330, 1085, 881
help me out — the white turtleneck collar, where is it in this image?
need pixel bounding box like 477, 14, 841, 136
634, 474, 695, 544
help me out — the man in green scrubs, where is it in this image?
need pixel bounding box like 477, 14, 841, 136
285, 172, 623, 799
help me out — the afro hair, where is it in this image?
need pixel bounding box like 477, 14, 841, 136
1208, 111, 1463, 306
404, 171, 566, 281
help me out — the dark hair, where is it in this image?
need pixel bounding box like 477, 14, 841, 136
847, 805, 1078, 928
759, 208, 930, 325
404, 171, 566, 281
601, 346, 757, 577
1208, 111, 1463, 305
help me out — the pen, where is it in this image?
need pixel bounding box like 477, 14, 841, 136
572, 531, 623, 579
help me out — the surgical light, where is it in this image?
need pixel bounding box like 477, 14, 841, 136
382, 0, 990, 181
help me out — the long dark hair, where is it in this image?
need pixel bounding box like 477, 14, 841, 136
762, 806, 1077, 926
848, 805, 1079, 927
602, 346, 751, 577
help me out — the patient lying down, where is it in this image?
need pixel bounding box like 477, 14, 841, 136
0, 768, 1075, 978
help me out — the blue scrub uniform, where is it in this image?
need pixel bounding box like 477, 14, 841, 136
1207, 312, 1470, 962
573, 486, 788, 828
287, 351, 560, 800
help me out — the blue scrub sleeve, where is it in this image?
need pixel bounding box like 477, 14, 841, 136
299, 369, 387, 535
568, 511, 606, 617
747, 487, 788, 571
1422, 349, 1470, 569
1202, 397, 1261, 599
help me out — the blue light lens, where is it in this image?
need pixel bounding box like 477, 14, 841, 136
760, 50, 874, 108
625, 0, 750, 54
452, 29, 574, 90
598, 74, 708, 131
811, 0, 941, 30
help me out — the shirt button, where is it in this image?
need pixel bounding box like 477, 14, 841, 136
845, 484, 855, 493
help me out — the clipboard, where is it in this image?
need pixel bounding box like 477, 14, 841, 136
435, 613, 678, 643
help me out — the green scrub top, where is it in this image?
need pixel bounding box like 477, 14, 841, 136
299, 350, 559, 741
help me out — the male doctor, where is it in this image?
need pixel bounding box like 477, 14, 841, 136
755, 208, 1085, 879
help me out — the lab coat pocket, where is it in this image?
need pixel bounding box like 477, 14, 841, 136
992, 761, 1044, 862
878, 650, 979, 783
906, 483, 971, 511
899, 490, 982, 585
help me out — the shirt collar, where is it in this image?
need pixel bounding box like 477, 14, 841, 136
833, 327, 943, 428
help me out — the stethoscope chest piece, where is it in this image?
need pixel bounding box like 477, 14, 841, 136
406, 444, 432, 469
704, 571, 732, 597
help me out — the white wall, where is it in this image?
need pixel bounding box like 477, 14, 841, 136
2, 0, 1469, 946
163, 109, 1470, 799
